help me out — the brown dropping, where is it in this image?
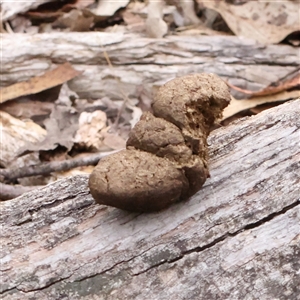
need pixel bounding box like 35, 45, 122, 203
89, 73, 231, 212
152, 73, 231, 155
89, 149, 189, 212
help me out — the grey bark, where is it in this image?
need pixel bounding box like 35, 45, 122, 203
1, 32, 299, 100
1, 99, 299, 300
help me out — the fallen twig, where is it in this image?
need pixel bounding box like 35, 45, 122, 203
0, 182, 44, 200
0, 150, 120, 182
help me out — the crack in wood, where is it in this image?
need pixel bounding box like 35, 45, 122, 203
132, 199, 300, 276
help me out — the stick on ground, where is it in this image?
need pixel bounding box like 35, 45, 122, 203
0, 150, 120, 182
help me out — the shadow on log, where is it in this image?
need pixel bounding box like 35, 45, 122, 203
1, 100, 299, 300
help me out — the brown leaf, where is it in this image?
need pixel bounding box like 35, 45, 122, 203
53, 9, 94, 31
0, 111, 46, 166
0, 99, 53, 122
227, 72, 300, 98
146, 0, 168, 38
94, 0, 130, 16
103, 130, 126, 151
200, 0, 300, 44
18, 105, 79, 156
69, 0, 95, 10
25, 10, 64, 22
74, 110, 108, 151
223, 90, 300, 120
0, 63, 82, 104
177, 0, 201, 26
0, 85, 61, 123
122, 11, 144, 26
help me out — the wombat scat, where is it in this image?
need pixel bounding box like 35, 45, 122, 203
89, 73, 231, 212
89, 149, 189, 212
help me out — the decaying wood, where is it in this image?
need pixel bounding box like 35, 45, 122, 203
1, 99, 299, 299
1, 32, 299, 100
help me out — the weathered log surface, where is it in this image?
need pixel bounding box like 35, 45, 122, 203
1, 32, 299, 99
1, 99, 299, 299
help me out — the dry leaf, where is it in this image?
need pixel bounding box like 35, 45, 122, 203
227, 72, 300, 98
0, 111, 46, 166
0, 63, 82, 104
122, 11, 142, 25
74, 110, 126, 151
1, 0, 56, 21
223, 91, 300, 120
25, 10, 64, 21
0, 99, 53, 121
122, 10, 145, 31
19, 105, 79, 155
9, 15, 31, 33
178, 0, 201, 26
146, 0, 168, 38
56, 83, 79, 106
102, 128, 126, 150
53, 9, 94, 31
128, 106, 143, 128
200, 0, 300, 44
70, 0, 95, 10
125, 98, 143, 128
94, 0, 130, 17
0, 85, 61, 124
145, 17, 168, 38
74, 110, 108, 151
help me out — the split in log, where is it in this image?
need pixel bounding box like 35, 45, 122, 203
1, 99, 299, 299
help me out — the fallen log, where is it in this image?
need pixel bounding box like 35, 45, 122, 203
1, 99, 299, 300
1, 32, 299, 100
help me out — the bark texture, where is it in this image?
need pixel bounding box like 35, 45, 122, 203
1, 32, 299, 100
1, 99, 299, 300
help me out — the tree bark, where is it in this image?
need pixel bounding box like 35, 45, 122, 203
1, 99, 299, 300
1, 32, 299, 100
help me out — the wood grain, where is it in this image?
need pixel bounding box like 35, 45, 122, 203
1, 99, 299, 299
1, 32, 299, 100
